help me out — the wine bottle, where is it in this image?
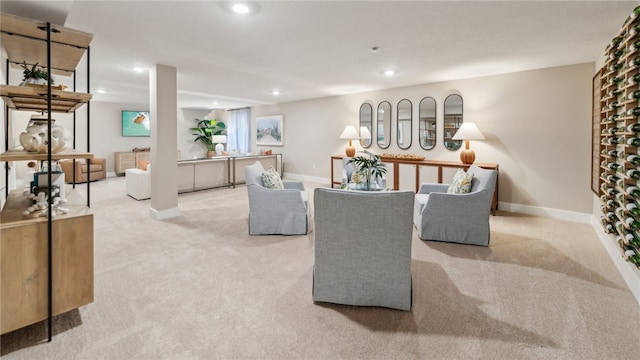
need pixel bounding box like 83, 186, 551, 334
607, 174, 620, 183
627, 154, 640, 165
607, 136, 619, 145
627, 169, 640, 180
608, 62, 624, 72
608, 162, 621, 170
627, 203, 640, 216
612, 36, 623, 46
609, 88, 623, 97
607, 199, 619, 208
609, 101, 621, 110
610, 76, 624, 84
607, 211, 617, 221
607, 149, 618, 157
626, 137, 640, 147
628, 90, 640, 100
617, 178, 625, 187
626, 185, 640, 197
626, 232, 640, 247
629, 57, 640, 67
627, 73, 640, 85
608, 114, 620, 121
627, 123, 640, 133
626, 107, 640, 117
625, 216, 640, 229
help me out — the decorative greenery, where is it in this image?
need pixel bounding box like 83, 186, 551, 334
348, 151, 387, 189
21, 61, 54, 84
190, 118, 226, 151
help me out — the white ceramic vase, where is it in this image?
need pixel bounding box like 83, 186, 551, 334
19, 119, 72, 153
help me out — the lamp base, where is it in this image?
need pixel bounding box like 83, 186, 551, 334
460, 149, 475, 164
215, 143, 225, 156
345, 146, 356, 157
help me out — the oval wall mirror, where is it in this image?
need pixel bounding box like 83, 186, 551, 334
359, 103, 373, 148
377, 101, 391, 149
419, 97, 436, 150
396, 99, 412, 150
444, 94, 463, 151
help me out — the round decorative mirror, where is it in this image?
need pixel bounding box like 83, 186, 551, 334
444, 94, 463, 151
419, 97, 436, 150
377, 101, 391, 149
359, 103, 373, 148
396, 99, 412, 150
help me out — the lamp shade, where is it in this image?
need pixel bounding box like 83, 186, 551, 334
340, 125, 359, 139
211, 135, 227, 143
359, 126, 372, 140
452, 122, 485, 140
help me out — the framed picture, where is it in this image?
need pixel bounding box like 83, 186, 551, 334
122, 110, 150, 137
256, 115, 283, 146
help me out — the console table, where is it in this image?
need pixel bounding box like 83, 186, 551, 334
331, 155, 499, 215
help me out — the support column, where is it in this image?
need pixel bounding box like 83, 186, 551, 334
149, 64, 179, 220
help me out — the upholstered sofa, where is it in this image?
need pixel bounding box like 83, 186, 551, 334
313, 187, 414, 311
413, 165, 497, 246
59, 158, 107, 184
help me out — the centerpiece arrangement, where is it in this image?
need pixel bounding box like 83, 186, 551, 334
190, 118, 226, 157
348, 151, 387, 190
20, 61, 53, 86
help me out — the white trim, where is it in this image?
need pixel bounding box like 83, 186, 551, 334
498, 201, 591, 223
590, 216, 640, 306
149, 206, 180, 220
284, 173, 329, 185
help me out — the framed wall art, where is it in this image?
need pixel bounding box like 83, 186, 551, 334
256, 115, 283, 146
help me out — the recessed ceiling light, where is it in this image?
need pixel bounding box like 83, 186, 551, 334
272, 90, 280, 95
232, 3, 250, 14
96, 88, 107, 94
384, 70, 395, 76
133, 67, 145, 73
370, 46, 380, 53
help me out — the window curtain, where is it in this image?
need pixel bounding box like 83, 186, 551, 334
227, 108, 251, 154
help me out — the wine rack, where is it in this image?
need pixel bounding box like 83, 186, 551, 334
598, 5, 640, 269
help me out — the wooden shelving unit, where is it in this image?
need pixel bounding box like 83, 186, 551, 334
0, 12, 94, 338
598, 9, 640, 269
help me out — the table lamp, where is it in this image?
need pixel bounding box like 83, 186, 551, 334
360, 126, 371, 147
211, 134, 227, 156
340, 125, 359, 157
452, 122, 485, 164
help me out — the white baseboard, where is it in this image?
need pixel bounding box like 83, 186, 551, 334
284, 173, 330, 185
149, 206, 180, 220
590, 216, 640, 306
497, 201, 591, 223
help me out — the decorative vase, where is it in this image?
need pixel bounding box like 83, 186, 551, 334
20, 78, 47, 87
207, 150, 216, 158
215, 143, 225, 156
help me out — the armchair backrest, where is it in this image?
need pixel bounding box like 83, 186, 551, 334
244, 161, 265, 187
468, 165, 497, 194
342, 156, 354, 182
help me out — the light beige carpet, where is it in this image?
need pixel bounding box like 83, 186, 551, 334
1, 177, 639, 359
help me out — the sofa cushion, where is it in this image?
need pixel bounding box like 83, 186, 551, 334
447, 169, 473, 194
415, 193, 430, 214
138, 159, 150, 171
261, 166, 284, 189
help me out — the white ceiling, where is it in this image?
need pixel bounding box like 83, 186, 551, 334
1, 1, 636, 110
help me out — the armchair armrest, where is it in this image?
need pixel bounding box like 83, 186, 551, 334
283, 180, 305, 191
423, 190, 493, 219
91, 158, 106, 166
417, 183, 449, 194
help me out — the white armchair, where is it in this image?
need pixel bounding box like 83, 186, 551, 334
413, 165, 497, 246
244, 161, 310, 235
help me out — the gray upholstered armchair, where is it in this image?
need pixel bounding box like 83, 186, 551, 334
244, 161, 309, 235
313, 188, 414, 311
413, 165, 497, 246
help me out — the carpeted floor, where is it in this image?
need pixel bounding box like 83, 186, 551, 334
1, 177, 639, 359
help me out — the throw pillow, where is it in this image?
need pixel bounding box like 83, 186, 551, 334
138, 160, 150, 171
261, 166, 284, 189
447, 169, 473, 194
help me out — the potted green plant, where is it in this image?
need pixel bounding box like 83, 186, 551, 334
348, 151, 387, 190
20, 61, 54, 86
190, 118, 226, 157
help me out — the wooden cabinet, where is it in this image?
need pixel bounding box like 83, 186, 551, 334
0, 191, 93, 335
0, 12, 94, 336
114, 151, 149, 175
597, 11, 640, 269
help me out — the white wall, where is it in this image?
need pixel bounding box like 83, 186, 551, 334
253, 63, 594, 215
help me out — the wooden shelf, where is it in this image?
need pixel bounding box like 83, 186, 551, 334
0, 149, 93, 162
0, 84, 92, 113
0, 12, 93, 76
